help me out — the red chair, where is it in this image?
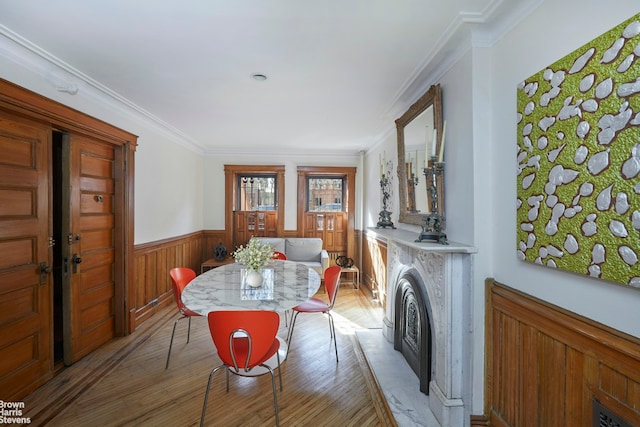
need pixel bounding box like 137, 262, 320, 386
286, 265, 341, 362
201, 310, 282, 426
166, 267, 199, 369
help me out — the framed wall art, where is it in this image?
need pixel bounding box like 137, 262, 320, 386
517, 13, 640, 288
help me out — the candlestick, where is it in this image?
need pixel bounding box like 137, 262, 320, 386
383, 151, 386, 175
438, 120, 447, 163
431, 128, 437, 162
424, 125, 430, 166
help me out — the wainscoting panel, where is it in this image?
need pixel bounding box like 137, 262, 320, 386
131, 232, 203, 331
362, 230, 387, 306
486, 279, 640, 426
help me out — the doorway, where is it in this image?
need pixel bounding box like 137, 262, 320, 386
52, 130, 65, 366
0, 78, 136, 400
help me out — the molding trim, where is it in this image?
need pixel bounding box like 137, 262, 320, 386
387, 0, 542, 125
0, 25, 205, 154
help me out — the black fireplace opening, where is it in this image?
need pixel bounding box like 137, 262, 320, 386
393, 272, 432, 394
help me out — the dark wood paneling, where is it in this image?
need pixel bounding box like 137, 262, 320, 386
132, 231, 203, 331
485, 279, 640, 426
362, 231, 387, 307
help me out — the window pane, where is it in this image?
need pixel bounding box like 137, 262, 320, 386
237, 175, 276, 210
307, 177, 344, 211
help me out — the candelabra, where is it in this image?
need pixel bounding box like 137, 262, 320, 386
376, 171, 395, 229
416, 157, 448, 244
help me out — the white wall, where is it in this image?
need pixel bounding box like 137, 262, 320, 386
490, 1, 640, 336
135, 137, 203, 243
363, 134, 398, 229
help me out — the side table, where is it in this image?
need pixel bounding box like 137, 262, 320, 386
339, 265, 360, 289
200, 257, 234, 274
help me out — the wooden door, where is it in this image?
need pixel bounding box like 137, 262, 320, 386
0, 112, 52, 399
65, 135, 116, 363
333, 212, 347, 252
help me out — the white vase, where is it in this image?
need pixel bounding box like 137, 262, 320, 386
245, 269, 264, 287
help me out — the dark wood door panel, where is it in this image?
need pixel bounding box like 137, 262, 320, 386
80, 175, 114, 193
0, 111, 51, 400
79, 214, 114, 231
67, 135, 116, 363
81, 229, 113, 252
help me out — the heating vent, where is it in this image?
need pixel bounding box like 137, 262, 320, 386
593, 399, 633, 427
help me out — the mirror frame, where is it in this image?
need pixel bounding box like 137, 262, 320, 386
396, 84, 443, 226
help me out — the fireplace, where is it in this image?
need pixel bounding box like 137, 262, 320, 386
369, 227, 476, 427
394, 272, 432, 394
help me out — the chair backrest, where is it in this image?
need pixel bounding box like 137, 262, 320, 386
169, 267, 196, 312
208, 310, 280, 371
272, 251, 287, 260
323, 265, 342, 309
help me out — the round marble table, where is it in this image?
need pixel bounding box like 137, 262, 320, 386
182, 260, 321, 375
181, 260, 321, 314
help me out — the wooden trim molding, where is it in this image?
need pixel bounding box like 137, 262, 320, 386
0, 79, 138, 146
296, 166, 357, 258
485, 278, 640, 426
132, 231, 203, 331
224, 164, 285, 249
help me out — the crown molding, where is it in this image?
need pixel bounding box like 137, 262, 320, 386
0, 24, 206, 154
390, 0, 543, 117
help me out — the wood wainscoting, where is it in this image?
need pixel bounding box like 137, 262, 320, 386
362, 230, 388, 307
486, 279, 640, 426
131, 231, 206, 331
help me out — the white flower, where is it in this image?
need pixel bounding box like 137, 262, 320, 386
232, 238, 274, 270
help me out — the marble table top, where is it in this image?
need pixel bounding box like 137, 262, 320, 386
181, 260, 321, 315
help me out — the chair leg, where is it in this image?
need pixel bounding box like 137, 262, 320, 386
286, 311, 300, 344
187, 316, 192, 343
276, 349, 283, 392
165, 316, 183, 369
200, 365, 225, 427
262, 364, 280, 427
327, 312, 338, 362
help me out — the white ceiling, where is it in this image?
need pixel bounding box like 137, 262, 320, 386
0, 0, 533, 156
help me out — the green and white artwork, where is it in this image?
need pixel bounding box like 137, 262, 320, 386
517, 13, 640, 288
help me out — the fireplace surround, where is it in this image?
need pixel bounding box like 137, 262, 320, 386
366, 227, 476, 426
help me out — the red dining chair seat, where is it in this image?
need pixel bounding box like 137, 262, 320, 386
166, 267, 199, 369
286, 265, 341, 362
293, 297, 331, 312
200, 310, 282, 426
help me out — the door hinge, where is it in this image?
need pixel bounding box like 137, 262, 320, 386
48, 236, 55, 247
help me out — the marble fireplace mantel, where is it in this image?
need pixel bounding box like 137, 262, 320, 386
366, 227, 476, 426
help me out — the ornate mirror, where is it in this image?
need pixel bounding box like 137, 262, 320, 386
396, 84, 444, 227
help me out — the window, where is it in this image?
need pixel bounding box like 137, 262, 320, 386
307, 177, 344, 212
237, 175, 276, 211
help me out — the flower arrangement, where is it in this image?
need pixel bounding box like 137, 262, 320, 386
232, 237, 274, 271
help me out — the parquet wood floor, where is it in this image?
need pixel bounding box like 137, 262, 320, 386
22, 286, 396, 426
